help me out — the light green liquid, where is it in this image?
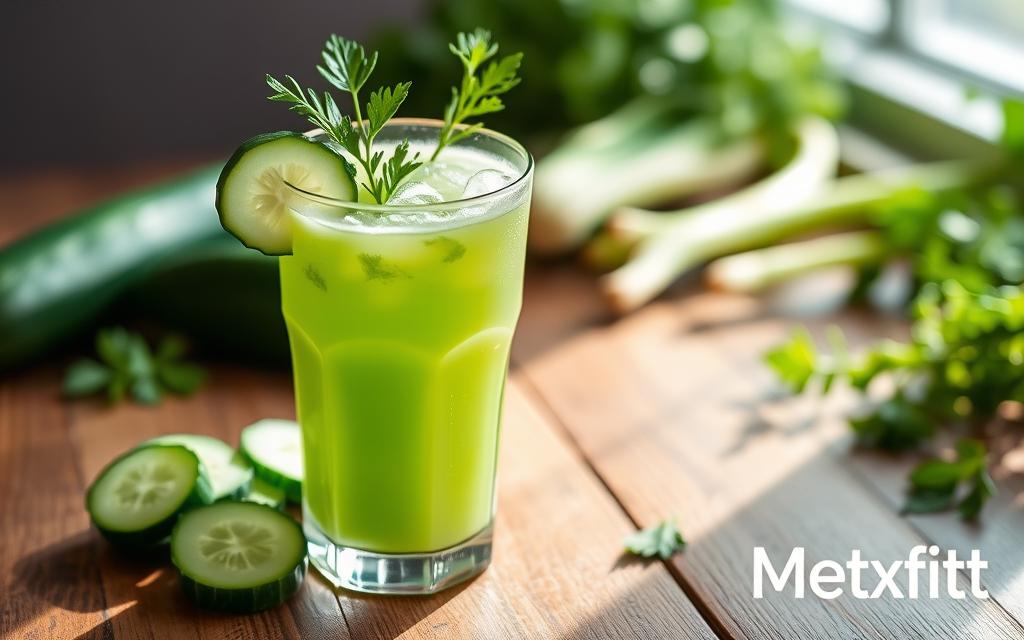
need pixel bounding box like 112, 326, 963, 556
281, 146, 529, 553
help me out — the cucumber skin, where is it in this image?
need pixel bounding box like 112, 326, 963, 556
0, 165, 228, 372
172, 503, 307, 613
128, 243, 289, 366
242, 451, 303, 504
215, 131, 305, 257
178, 562, 307, 613
86, 444, 216, 549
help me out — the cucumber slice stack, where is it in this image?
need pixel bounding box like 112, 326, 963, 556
145, 434, 254, 501
172, 502, 307, 613
86, 444, 215, 547
87, 424, 308, 612
216, 132, 357, 256
240, 419, 304, 503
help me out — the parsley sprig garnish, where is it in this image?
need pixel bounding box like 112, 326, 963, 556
432, 29, 523, 161
266, 35, 421, 203
265, 31, 522, 200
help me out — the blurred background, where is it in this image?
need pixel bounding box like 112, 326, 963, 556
2, 0, 422, 168
5, 0, 1022, 169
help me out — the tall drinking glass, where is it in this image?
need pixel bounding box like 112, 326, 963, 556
280, 119, 533, 594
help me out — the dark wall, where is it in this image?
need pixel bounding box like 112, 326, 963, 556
2, 0, 424, 169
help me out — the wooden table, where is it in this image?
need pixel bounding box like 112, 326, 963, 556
2, 165, 1023, 640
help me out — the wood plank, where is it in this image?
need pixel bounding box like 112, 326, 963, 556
519, 283, 1024, 639
840, 420, 1024, 622
335, 379, 716, 640
58, 363, 714, 639
703, 286, 1024, 626
0, 369, 109, 640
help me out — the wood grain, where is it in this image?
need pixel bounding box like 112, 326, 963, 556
0, 370, 109, 640
7, 362, 713, 639
5, 164, 1024, 639
519, 283, 1024, 640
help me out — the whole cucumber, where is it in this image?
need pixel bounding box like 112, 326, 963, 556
0, 165, 226, 371
128, 244, 289, 366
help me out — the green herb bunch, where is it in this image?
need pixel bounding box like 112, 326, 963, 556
766, 185, 1024, 519
266, 31, 522, 203
64, 328, 206, 405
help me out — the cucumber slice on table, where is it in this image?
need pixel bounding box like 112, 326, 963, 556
240, 419, 303, 503
145, 434, 254, 501
86, 444, 215, 547
216, 131, 357, 256
172, 501, 307, 612
243, 477, 287, 510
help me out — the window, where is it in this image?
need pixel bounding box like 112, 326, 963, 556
784, 0, 1024, 95
902, 0, 1024, 94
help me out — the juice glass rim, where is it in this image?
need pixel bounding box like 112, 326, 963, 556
284, 118, 533, 220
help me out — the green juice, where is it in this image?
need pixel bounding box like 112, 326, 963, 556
280, 143, 530, 554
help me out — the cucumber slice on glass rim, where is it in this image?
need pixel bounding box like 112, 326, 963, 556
215, 131, 356, 256
145, 434, 254, 501
240, 419, 304, 503
86, 444, 215, 548
171, 501, 307, 612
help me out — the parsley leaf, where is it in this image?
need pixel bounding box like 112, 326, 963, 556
63, 329, 206, 406
432, 29, 523, 161
766, 180, 1024, 521
623, 519, 686, 560
267, 35, 420, 203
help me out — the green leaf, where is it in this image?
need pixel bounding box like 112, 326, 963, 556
96, 327, 134, 371
380, 140, 422, 201
904, 486, 956, 514
358, 253, 406, 281
909, 460, 964, 490
63, 359, 112, 397
624, 519, 686, 560
130, 376, 162, 406
764, 327, 817, 393
318, 34, 378, 94
849, 397, 934, 451
126, 334, 156, 381
959, 469, 996, 520
158, 362, 207, 396
424, 236, 467, 263
367, 82, 411, 138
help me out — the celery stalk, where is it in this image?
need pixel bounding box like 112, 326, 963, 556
528, 100, 763, 255
602, 116, 841, 312
705, 230, 887, 293
600, 153, 987, 313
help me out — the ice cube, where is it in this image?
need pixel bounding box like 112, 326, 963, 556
389, 181, 444, 206
414, 162, 475, 197
462, 169, 513, 198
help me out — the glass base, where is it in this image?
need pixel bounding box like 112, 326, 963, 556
303, 507, 493, 595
